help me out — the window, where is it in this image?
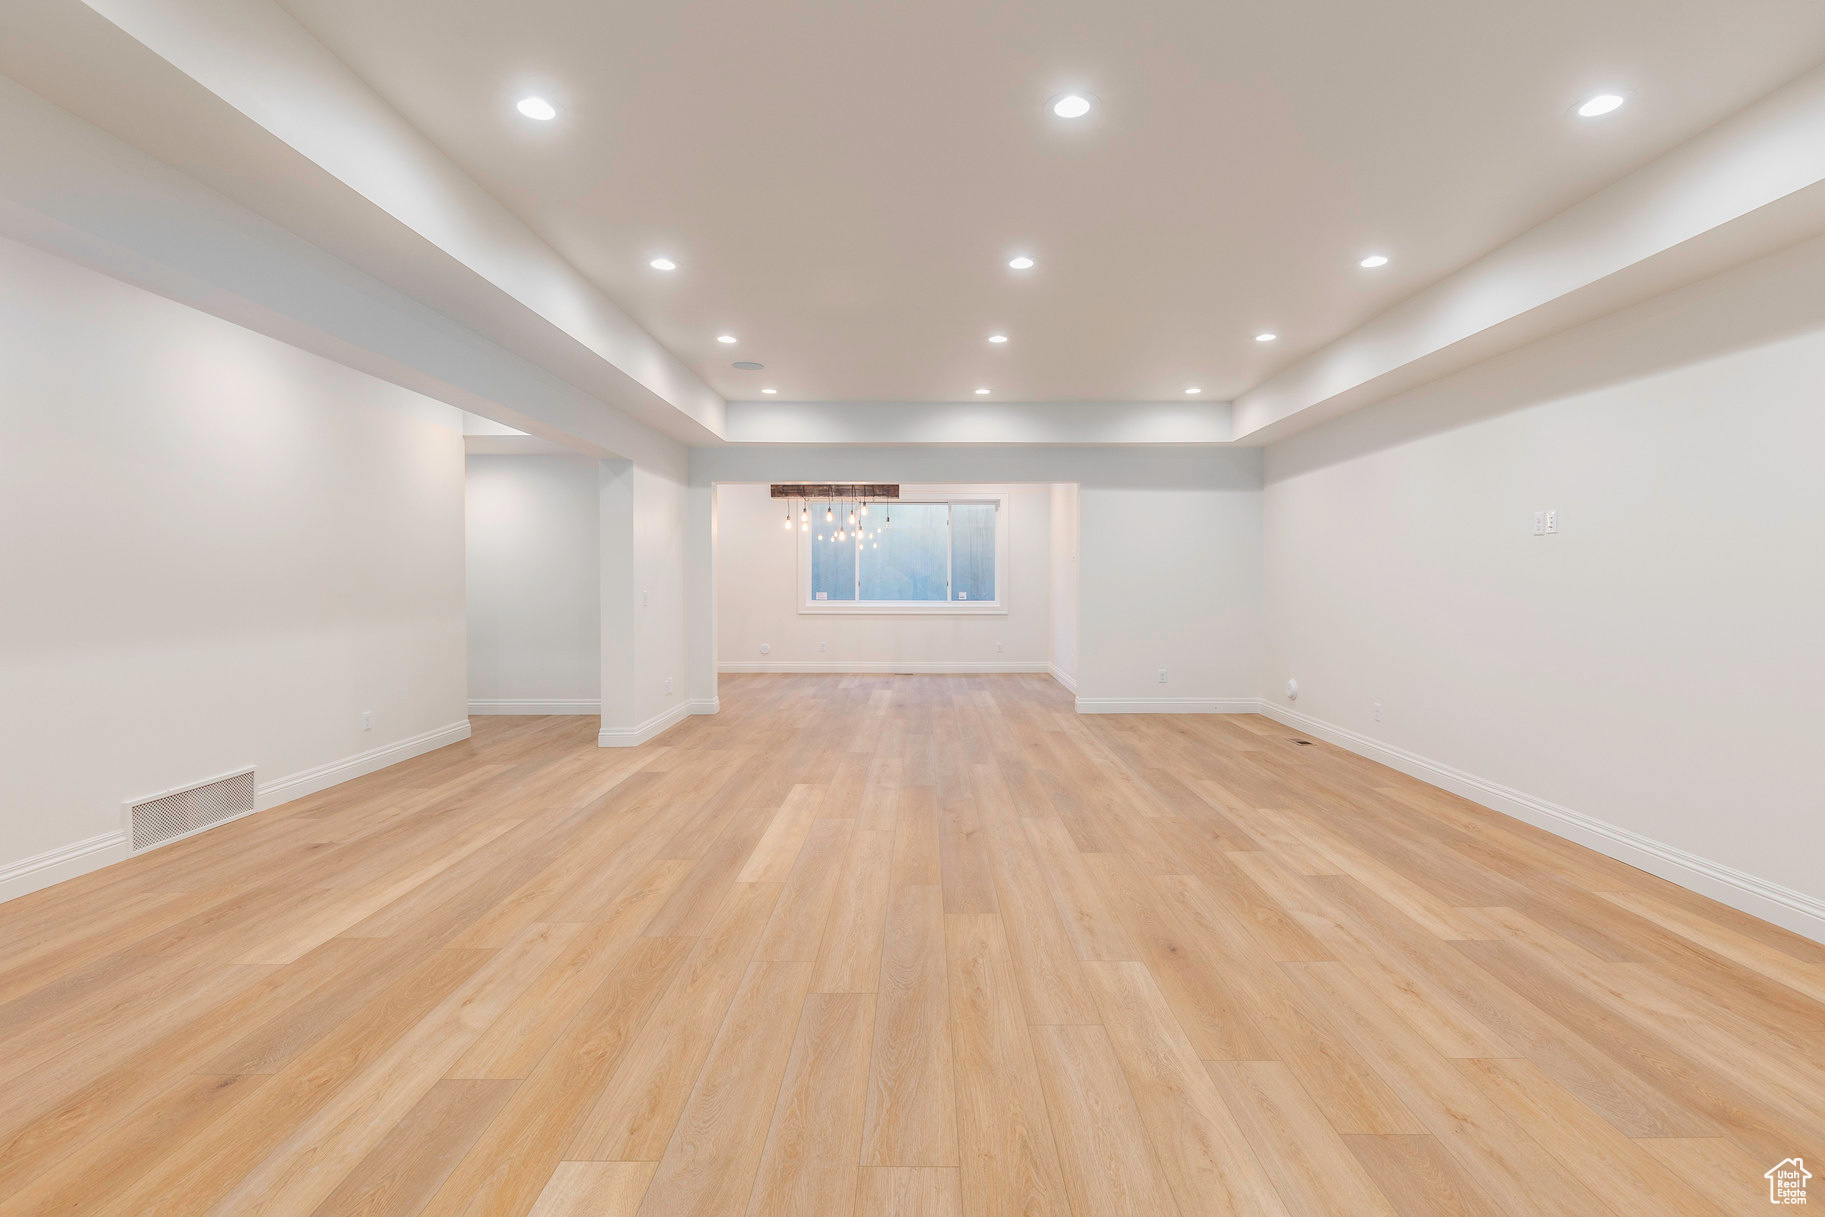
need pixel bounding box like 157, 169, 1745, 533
802, 495, 1007, 613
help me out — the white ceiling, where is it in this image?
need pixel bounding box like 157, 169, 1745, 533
119, 1, 1825, 404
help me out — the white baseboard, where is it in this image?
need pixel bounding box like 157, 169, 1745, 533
1049, 664, 1078, 694
0, 831, 133, 904
468, 698, 600, 715
0, 719, 473, 906
1076, 697, 1260, 714
599, 699, 703, 748
1258, 701, 1825, 944
256, 720, 473, 810
720, 660, 1051, 675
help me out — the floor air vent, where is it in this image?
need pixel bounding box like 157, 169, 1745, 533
128, 768, 256, 850
1289, 738, 1315, 746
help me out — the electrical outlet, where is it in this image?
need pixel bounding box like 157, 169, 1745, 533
1157, 668, 1168, 684
995, 642, 1004, 653
641, 589, 649, 607
361, 710, 372, 731
759, 643, 771, 655
664, 677, 673, 695
819, 641, 827, 653
1533, 510, 1545, 536
1545, 509, 1558, 534
1373, 702, 1383, 722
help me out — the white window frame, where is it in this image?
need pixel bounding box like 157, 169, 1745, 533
799, 492, 1009, 615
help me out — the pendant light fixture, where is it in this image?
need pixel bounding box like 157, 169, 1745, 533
770, 485, 899, 547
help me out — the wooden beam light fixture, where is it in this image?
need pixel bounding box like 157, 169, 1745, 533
770, 485, 899, 542
768, 484, 898, 499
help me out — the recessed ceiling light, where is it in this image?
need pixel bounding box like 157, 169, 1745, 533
716, 334, 737, 343
988, 334, 1009, 344
1255, 332, 1277, 343
1577, 92, 1626, 118
1049, 92, 1093, 119
1007, 256, 1035, 270
732, 360, 764, 370
648, 257, 677, 271
1184, 387, 1202, 395
974, 388, 991, 395
516, 97, 557, 121
761, 387, 778, 394
1359, 254, 1389, 268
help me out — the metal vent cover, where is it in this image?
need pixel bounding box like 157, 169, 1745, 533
128, 768, 256, 850
1288, 738, 1316, 747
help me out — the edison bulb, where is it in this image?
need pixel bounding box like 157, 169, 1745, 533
861, 503, 869, 515
825, 507, 834, 522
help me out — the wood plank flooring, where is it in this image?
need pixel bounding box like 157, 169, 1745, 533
2, 674, 1821, 1216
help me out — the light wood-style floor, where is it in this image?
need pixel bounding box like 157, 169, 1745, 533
3, 675, 1821, 1217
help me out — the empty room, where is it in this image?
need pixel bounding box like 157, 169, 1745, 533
3, 1, 1824, 1215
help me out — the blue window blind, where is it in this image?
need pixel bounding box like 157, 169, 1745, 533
859, 503, 948, 601
809, 527, 855, 600
807, 500, 998, 604
949, 503, 996, 602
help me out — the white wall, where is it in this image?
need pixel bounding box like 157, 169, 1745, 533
0, 236, 468, 900
689, 447, 1265, 706
465, 454, 600, 712
596, 457, 697, 744
1261, 235, 1825, 938
1049, 483, 1080, 689
0, 73, 697, 472
633, 464, 690, 720
1077, 484, 1263, 710
716, 483, 1054, 672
